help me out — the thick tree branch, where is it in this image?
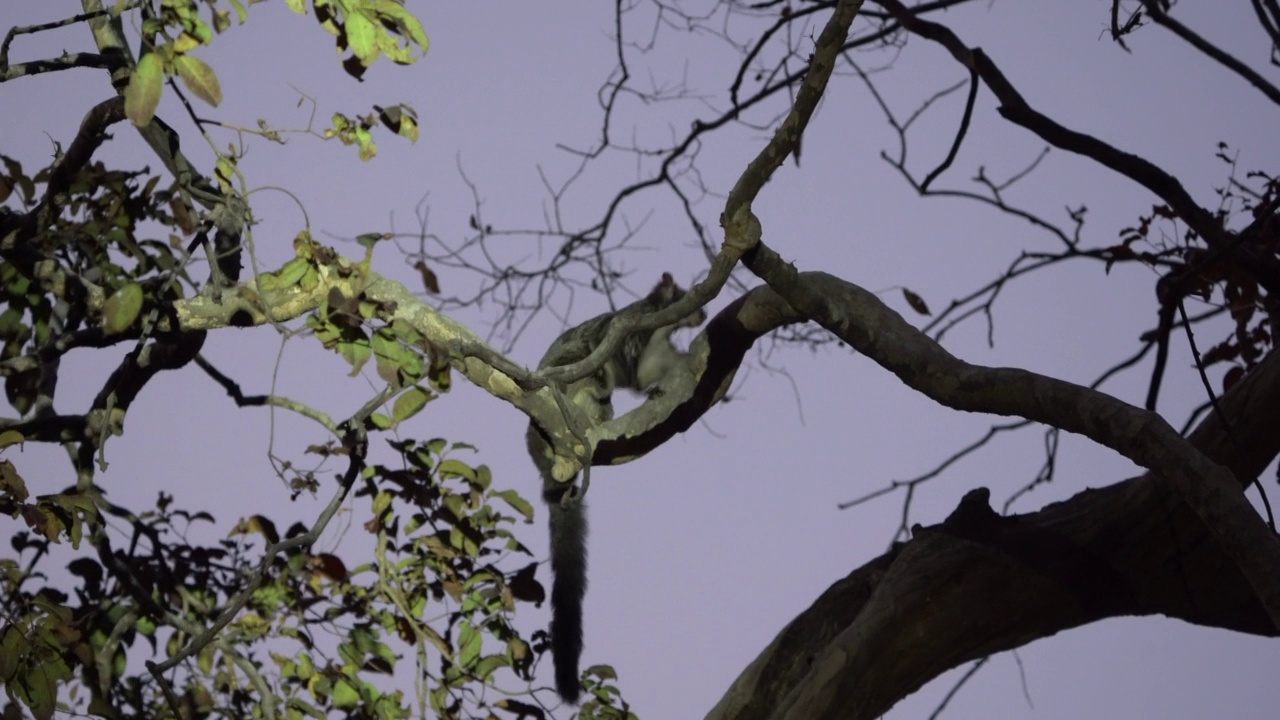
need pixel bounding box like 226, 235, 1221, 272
739, 234, 1280, 627
710, 348, 1280, 720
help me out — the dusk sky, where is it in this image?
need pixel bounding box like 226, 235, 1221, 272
3, 2, 1279, 718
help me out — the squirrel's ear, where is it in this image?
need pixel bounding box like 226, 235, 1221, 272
658, 272, 676, 297
650, 272, 677, 303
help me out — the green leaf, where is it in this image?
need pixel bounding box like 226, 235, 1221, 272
331, 678, 360, 708
124, 53, 164, 126
187, 16, 214, 44
474, 464, 492, 490
269, 257, 312, 290
391, 386, 431, 424
173, 33, 201, 53
359, 133, 378, 161
372, 490, 393, 516
285, 698, 326, 719
339, 337, 372, 376
284, 0, 306, 13
16, 657, 64, 720
345, 12, 378, 66
372, 640, 396, 667
388, 317, 421, 346
369, 0, 429, 51
214, 155, 237, 193
376, 29, 412, 64
195, 643, 214, 674
492, 489, 534, 522
474, 653, 507, 680
457, 622, 481, 668
437, 459, 476, 482
174, 54, 223, 107
0, 625, 25, 680
372, 331, 401, 385
102, 283, 144, 335
308, 674, 332, 701
136, 616, 157, 635
299, 266, 320, 291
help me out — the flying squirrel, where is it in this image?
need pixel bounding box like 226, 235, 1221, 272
525, 272, 706, 702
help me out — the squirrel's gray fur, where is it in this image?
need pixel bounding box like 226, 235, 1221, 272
526, 273, 705, 702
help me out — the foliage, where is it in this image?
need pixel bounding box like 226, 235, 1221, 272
0, 2, 629, 719
0, 437, 562, 719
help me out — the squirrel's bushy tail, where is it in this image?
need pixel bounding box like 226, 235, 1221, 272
546, 488, 587, 702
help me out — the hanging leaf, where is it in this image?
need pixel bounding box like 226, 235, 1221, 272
174, 54, 223, 107
902, 288, 931, 316
391, 386, 433, 425
124, 53, 164, 126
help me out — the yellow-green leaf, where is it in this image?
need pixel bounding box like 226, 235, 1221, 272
457, 622, 481, 668
371, 490, 392, 516
174, 54, 223, 107
369, 0, 429, 50
492, 490, 534, 522
331, 679, 360, 709
173, 33, 201, 53
136, 616, 156, 635
392, 386, 432, 424
356, 129, 377, 161
474, 654, 507, 680
371, 332, 401, 385
286, 698, 325, 719
376, 30, 412, 64
213, 8, 232, 33
214, 156, 236, 193
124, 53, 164, 126
188, 17, 214, 44
437, 459, 476, 481
102, 283, 144, 335
197, 644, 215, 675
0, 429, 24, 450
340, 338, 372, 376
345, 12, 378, 66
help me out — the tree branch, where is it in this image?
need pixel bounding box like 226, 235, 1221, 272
875, 0, 1280, 296
740, 230, 1280, 628
710, 348, 1280, 720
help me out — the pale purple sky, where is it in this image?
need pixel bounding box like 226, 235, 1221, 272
3, 2, 1279, 718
